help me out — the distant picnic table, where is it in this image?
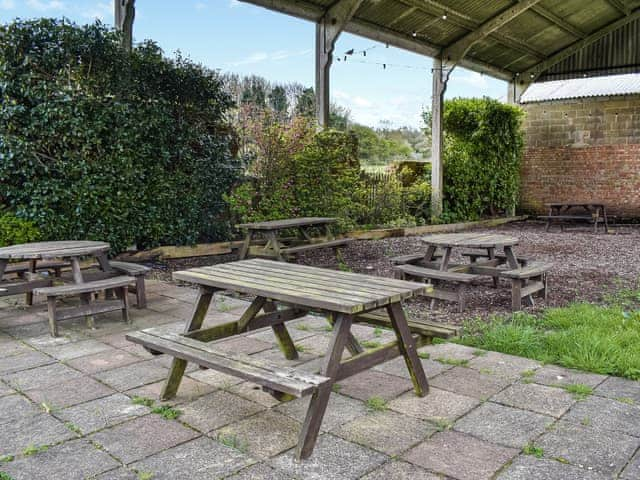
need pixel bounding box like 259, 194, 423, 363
539, 202, 609, 233
127, 258, 458, 459
236, 217, 353, 261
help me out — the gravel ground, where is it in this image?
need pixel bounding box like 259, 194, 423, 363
150, 221, 640, 326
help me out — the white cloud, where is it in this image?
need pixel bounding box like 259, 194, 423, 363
228, 49, 311, 67
80, 1, 111, 20
26, 0, 65, 11
229, 0, 241, 7
195, 1, 207, 10
333, 89, 425, 128
456, 71, 489, 89
0, 0, 15, 10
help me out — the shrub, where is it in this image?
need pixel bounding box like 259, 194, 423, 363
0, 19, 240, 253
0, 211, 41, 247
436, 98, 524, 222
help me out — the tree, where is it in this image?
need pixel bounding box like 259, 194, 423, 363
295, 87, 316, 118
269, 85, 288, 117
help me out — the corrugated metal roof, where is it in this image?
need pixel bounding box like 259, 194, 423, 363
521, 73, 640, 102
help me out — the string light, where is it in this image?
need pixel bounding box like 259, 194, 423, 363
335, 57, 428, 71
442, 11, 448, 20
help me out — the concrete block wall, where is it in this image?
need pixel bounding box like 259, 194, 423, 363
520, 94, 640, 218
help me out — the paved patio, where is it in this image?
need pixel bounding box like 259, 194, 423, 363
1, 280, 639, 480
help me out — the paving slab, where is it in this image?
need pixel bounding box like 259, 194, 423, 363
249, 347, 318, 367
360, 460, 442, 480
337, 369, 413, 401
248, 324, 318, 343
129, 436, 254, 480
421, 342, 479, 361
403, 430, 518, 480
39, 338, 112, 361
24, 374, 114, 409
275, 392, 368, 432
0, 393, 43, 423
0, 350, 54, 375
187, 367, 244, 389
0, 413, 76, 457
388, 387, 480, 423
0, 380, 14, 397
621, 448, 640, 480
269, 434, 387, 480
491, 382, 575, 417
0, 310, 47, 328
20, 329, 87, 349
454, 402, 554, 448
66, 347, 142, 374
2, 362, 82, 391
496, 455, 605, 480
126, 376, 215, 405
89, 414, 199, 464
333, 409, 436, 455
533, 365, 607, 389
373, 355, 453, 380
594, 376, 640, 404
93, 359, 168, 391
468, 351, 542, 380
227, 381, 286, 407
0, 339, 33, 357
213, 410, 301, 460
536, 420, 640, 476
93, 468, 138, 480
225, 462, 294, 479
56, 393, 151, 435
215, 335, 282, 355
562, 394, 640, 437
429, 366, 511, 400
0, 438, 120, 480
180, 390, 265, 432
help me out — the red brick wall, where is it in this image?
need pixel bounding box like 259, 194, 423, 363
520, 95, 640, 218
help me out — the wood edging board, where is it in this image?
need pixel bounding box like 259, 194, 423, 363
118, 216, 528, 261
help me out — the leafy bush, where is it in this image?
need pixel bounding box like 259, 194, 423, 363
226, 113, 363, 231
0, 211, 41, 247
0, 19, 240, 253
435, 98, 524, 222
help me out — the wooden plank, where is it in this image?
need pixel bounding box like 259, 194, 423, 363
500, 262, 552, 279
521, 280, 545, 297
336, 341, 404, 380
33, 276, 134, 297
109, 261, 151, 275
280, 238, 353, 255
127, 330, 329, 397
0, 278, 52, 296
236, 217, 337, 230
396, 265, 479, 283
55, 299, 124, 321
354, 312, 458, 338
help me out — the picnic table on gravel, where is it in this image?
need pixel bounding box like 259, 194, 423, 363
126, 258, 458, 459
539, 202, 609, 233
236, 217, 353, 261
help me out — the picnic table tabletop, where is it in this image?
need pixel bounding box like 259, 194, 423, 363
0, 240, 110, 260
173, 258, 426, 314
236, 217, 337, 230
421, 233, 519, 249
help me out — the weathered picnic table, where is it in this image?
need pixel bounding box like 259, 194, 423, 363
394, 233, 552, 311
236, 217, 353, 261
539, 202, 609, 233
126, 259, 457, 459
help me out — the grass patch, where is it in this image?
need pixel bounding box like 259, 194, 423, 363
132, 396, 155, 407
418, 351, 430, 359
522, 443, 544, 458
361, 340, 381, 349
64, 422, 82, 435
0, 456, 13, 463
137, 472, 154, 480
456, 302, 640, 380
472, 349, 487, 357
295, 323, 310, 331
373, 327, 383, 337
616, 397, 635, 405
0, 472, 15, 480
561, 384, 593, 400
151, 405, 182, 420
294, 344, 306, 353
216, 433, 248, 453
433, 418, 453, 432
434, 357, 469, 367
365, 396, 388, 412
22, 445, 48, 457
332, 383, 342, 393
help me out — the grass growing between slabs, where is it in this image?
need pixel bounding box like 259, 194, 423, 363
456, 288, 640, 380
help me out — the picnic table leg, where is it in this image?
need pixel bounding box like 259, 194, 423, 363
327, 312, 364, 356
487, 247, 498, 288
430, 246, 452, 309
263, 300, 298, 360
161, 286, 214, 400
387, 302, 429, 396
504, 247, 533, 308
25, 260, 36, 305
297, 313, 352, 460
266, 231, 285, 262
69, 257, 96, 328
238, 230, 254, 260
602, 206, 610, 233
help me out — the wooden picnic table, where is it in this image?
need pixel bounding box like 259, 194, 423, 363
0, 241, 112, 303
236, 217, 352, 261
541, 202, 609, 233
126, 258, 449, 460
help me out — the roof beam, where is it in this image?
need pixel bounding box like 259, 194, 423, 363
522, 7, 640, 80
530, 5, 587, 38
606, 0, 631, 15
442, 0, 543, 63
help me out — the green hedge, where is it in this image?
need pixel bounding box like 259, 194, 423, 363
441, 98, 524, 222
0, 19, 240, 253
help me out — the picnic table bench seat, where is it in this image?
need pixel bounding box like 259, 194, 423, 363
394, 264, 480, 313
390, 253, 442, 265
109, 261, 151, 308
3, 260, 69, 277
499, 261, 552, 310
34, 275, 134, 337
355, 310, 459, 339
280, 237, 353, 256
462, 251, 530, 266
127, 328, 330, 398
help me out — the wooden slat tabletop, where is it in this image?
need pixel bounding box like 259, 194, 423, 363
421, 233, 519, 249
0, 241, 110, 260
236, 217, 337, 230
173, 259, 426, 314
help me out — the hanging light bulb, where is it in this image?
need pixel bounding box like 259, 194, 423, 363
442, 11, 448, 20
345, 49, 354, 55
412, 31, 417, 37
363, 50, 366, 56
383, 63, 387, 69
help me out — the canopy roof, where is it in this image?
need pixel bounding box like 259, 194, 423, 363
242, 0, 640, 82
521, 72, 640, 102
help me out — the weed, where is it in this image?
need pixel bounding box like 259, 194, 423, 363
132, 396, 155, 407
431, 338, 446, 345
361, 340, 381, 349
434, 357, 469, 367
295, 344, 306, 353
365, 396, 388, 412
322, 325, 334, 332
520, 370, 536, 378
479, 368, 493, 375
433, 418, 453, 432
64, 422, 82, 435
151, 405, 182, 420
581, 417, 591, 426
0, 456, 13, 463
137, 472, 154, 480
337, 262, 352, 272
22, 445, 48, 457
562, 384, 593, 400
616, 397, 635, 405
472, 349, 487, 357
295, 324, 310, 331
332, 383, 342, 393
373, 327, 383, 337
522, 443, 544, 458
554, 456, 570, 464
418, 351, 430, 359
217, 433, 248, 453
0, 472, 15, 480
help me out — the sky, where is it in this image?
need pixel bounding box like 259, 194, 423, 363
0, 0, 508, 128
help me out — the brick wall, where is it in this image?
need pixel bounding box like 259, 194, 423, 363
520, 94, 640, 218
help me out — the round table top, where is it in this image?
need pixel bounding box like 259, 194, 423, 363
0, 241, 110, 260
421, 233, 519, 249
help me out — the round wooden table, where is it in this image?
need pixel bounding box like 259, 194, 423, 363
421, 233, 520, 271
0, 241, 111, 302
